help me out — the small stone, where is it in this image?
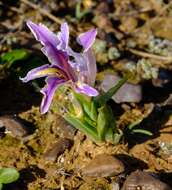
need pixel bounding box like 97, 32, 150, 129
43, 138, 73, 162
50, 114, 76, 139
101, 74, 142, 103
0, 115, 29, 138
108, 47, 121, 60
121, 170, 172, 190
81, 154, 125, 177
112, 182, 120, 190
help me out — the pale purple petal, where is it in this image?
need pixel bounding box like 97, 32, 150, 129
27, 21, 59, 47
76, 83, 99, 97
83, 49, 97, 86
77, 28, 97, 52
20, 64, 50, 82
57, 22, 69, 50
27, 21, 68, 69
68, 48, 96, 86
41, 45, 76, 81
68, 48, 87, 72
40, 77, 65, 114
41, 46, 67, 69
27, 21, 75, 81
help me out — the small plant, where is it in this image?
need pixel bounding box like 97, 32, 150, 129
21, 21, 127, 144
0, 49, 29, 68
75, 0, 90, 20
127, 118, 152, 136
0, 168, 20, 189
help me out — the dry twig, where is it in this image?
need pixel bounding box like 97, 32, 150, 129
110, 7, 152, 18
20, 0, 62, 25
128, 48, 172, 63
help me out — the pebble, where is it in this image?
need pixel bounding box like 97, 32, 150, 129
81, 154, 125, 177
121, 170, 172, 190
0, 115, 29, 138
43, 138, 73, 162
101, 74, 142, 103
51, 114, 76, 139
112, 182, 120, 190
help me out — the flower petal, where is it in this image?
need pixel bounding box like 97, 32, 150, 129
41, 46, 68, 69
41, 45, 76, 81
57, 22, 69, 50
68, 47, 87, 72
40, 77, 65, 114
76, 83, 99, 97
27, 21, 75, 81
20, 64, 50, 82
20, 64, 67, 83
27, 21, 59, 47
77, 28, 97, 52
68, 48, 97, 86
83, 49, 97, 86
27, 21, 66, 69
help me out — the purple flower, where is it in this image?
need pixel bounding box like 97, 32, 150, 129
21, 21, 98, 114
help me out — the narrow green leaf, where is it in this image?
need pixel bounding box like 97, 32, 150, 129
105, 127, 114, 143
74, 92, 97, 121
96, 77, 127, 106
64, 114, 99, 142
0, 168, 20, 184
128, 118, 143, 130
84, 115, 96, 127
97, 105, 118, 142
90, 100, 98, 121
97, 106, 109, 140
75, 0, 90, 20
132, 129, 152, 136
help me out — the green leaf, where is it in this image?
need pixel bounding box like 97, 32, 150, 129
90, 101, 98, 121
75, 0, 90, 20
1, 49, 29, 68
106, 129, 123, 144
74, 93, 97, 121
97, 106, 109, 140
127, 119, 152, 136
128, 118, 143, 130
132, 129, 152, 136
105, 127, 114, 143
96, 77, 127, 106
64, 114, 99, 142
0, 168, 20, 184
0, 183, 3, 190
97, 105, 117, 142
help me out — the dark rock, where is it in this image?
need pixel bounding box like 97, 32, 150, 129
0, 115, 29, 138
43, 138, 73, 162
51, 115, 76, 139
121, 170, 172, 190
81, 154, 125, 177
